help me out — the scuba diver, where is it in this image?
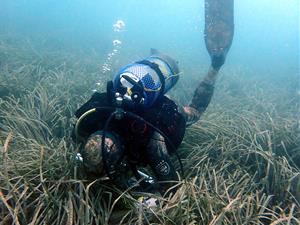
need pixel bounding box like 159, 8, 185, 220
73, 0, 234, 197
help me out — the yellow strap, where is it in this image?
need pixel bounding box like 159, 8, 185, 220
138, 196, 144, 202
144, 85, 162, 92
127, 88, 132, 96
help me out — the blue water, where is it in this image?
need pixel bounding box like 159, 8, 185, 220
0, 0, 299, 81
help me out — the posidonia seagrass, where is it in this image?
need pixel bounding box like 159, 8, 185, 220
0, 37, 299, 224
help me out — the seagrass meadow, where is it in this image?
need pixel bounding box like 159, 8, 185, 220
0, 36, 299, 225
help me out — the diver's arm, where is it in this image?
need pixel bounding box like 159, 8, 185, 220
180, 68, 217, 126
146, 132, 178, 195
181, 0, 234, 126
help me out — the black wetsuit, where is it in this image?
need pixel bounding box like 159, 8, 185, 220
74, 91, 186, 193
74, 73, 215, 194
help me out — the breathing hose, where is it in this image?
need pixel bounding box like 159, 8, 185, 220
74, 106, 115, 140
74, 108, 96, 141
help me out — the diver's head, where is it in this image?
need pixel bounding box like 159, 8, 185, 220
82, 131, 123, 176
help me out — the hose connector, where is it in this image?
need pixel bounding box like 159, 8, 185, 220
115, 92, 124, 120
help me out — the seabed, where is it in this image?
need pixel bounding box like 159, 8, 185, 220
0, 37, 299, 224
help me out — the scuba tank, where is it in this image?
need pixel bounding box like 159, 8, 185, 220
112, 50, 180, 108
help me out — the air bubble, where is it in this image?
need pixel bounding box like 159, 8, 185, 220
113, 20, 125, 32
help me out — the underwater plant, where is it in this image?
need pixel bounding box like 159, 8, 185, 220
0, 37, 299, 224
